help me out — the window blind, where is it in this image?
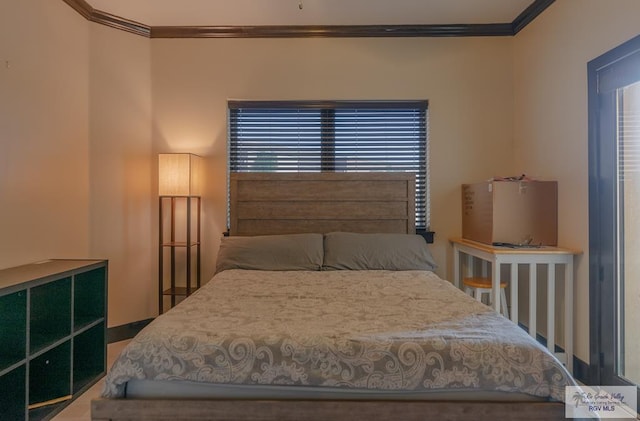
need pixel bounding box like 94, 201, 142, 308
228, 100, 429, 230
619, 84, 640, 179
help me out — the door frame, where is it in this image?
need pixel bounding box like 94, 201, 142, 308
588, 33, 640, 387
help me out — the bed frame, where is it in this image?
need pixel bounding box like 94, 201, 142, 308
92, 172, 568, 421
228, 172, 416, 235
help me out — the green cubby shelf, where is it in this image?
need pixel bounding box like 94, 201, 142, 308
73, 322, 106, 394
0, 290, 27, 372
74, 267, 106, 331
0, 364, 26, 421
30, 277, 71, 354
0, 259, 107, 421
28, 341, 72, 421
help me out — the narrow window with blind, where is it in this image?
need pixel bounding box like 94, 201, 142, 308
227, 100, 430, 232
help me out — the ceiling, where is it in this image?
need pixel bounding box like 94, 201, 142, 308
86, 0, 538, 27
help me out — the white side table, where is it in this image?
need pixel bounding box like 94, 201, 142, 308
449, 237, 581, 374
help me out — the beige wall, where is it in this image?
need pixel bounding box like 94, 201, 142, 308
88, 25, 154, 327
151, 37, 517, 281
0, 0, 90, 268
513, 0, 640, 363
0, 1, 155, 328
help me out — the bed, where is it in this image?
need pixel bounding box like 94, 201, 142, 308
92, 173, 574, 421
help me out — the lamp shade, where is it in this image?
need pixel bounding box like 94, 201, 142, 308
158, 153, 202, 196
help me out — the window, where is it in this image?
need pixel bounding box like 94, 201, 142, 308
228, 100, 429, 231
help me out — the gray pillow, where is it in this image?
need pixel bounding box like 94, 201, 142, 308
323, 232, 437, 271
215, 233, 323, 273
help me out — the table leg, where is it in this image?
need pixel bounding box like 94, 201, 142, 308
565, 260, 574, 374
453, 245, 460, 288
547, 264, 556, 355
510, 263, 518, 325
493, 263, 501, 315
465, 254, 473, 279
529, 264, 537, 339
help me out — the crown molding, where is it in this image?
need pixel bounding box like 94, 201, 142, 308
151, 23, 514, 39
61, 0, 92, 20
512, 0, 556, 34
91, 9, 150, 37
62, 0, 554, 39
61, 0, 150, 37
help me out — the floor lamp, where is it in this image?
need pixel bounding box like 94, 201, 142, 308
158, 153, 202, 314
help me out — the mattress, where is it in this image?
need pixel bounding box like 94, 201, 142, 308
102, 269, 574, 401
123, 379, 546, 401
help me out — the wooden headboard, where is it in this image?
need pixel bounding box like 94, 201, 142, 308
229, 172, 415, 236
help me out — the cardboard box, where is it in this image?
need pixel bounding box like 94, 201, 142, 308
461, 181, 557, 246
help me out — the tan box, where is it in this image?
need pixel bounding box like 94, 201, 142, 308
461, 181, 558, 246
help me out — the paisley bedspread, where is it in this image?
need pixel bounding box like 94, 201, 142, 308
102, 269, 573, 400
